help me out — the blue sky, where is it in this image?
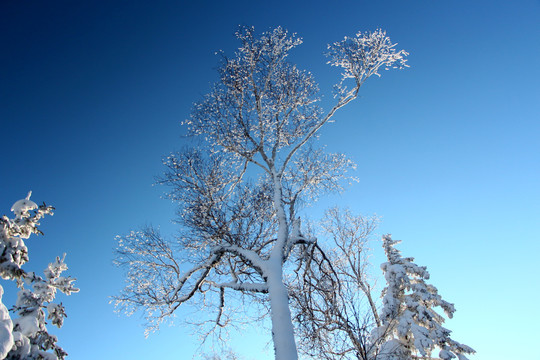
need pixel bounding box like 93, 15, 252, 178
1, 0, 539, 359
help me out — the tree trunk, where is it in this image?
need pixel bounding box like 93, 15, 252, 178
266, 259, 298, 360
265, 167, 298, 359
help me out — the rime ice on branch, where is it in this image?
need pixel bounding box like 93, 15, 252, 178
0, 193, 79, 360
114, 26, 407, 360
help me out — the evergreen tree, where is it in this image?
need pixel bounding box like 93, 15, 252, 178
372, 235, 475, 360
0, 192, 78, 359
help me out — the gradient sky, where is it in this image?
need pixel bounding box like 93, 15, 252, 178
1, 1, 539, 359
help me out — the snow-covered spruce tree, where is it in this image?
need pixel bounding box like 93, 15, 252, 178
0, 192, 79, 360
114, 27, 407, 359
372, 235, 474, 360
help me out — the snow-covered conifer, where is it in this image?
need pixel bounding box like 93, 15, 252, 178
0, 193, 79, 360
372, 235, 475, 360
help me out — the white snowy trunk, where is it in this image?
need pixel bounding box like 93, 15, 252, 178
265, 167, 298, 359
270, 169, 289, 256
267, 259, 298, 360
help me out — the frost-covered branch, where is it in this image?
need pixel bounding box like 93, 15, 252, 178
290, 208, 380, 360
205, 281, 268, 294
327, 29, 409, 100
114, 227, 270, 333
280, 29, 408, 175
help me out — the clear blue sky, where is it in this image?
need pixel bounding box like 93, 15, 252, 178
1, 0, 539, 359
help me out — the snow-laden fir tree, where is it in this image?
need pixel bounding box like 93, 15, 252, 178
372, 235, 475, 360
114, 26, 407, 360
0, 192, 79, 360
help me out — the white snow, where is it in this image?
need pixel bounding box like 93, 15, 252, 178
10, 191, 37, 218
0, 286, 13, 359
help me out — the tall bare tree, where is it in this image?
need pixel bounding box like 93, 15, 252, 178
114, 26, 407, 359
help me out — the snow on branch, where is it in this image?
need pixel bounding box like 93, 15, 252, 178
373, 235, 475, 360
280, 30, 408, 174
0, 193, 78, 360
327, 29, 409, 100
114, 227, 270, 333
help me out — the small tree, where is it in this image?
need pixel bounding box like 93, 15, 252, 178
372, 235, 475, 360
0, 192, 79, 360
290, 208, 381, 360
115, 26, 407, 359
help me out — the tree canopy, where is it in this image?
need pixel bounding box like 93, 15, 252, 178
115, 26, 408, 359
